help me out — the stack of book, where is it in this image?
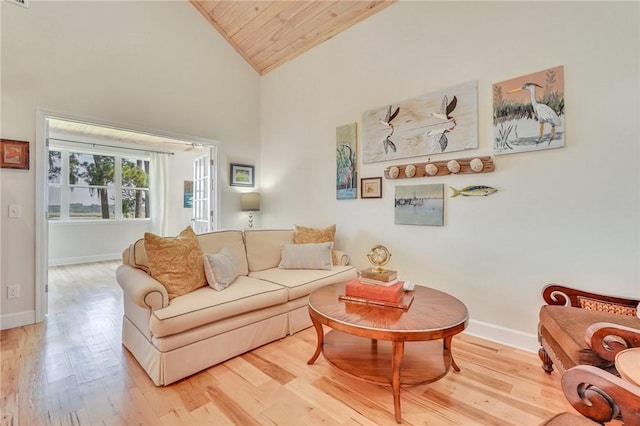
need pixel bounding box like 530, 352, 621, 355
339, 268, 414, 309
359, 267, 399, 287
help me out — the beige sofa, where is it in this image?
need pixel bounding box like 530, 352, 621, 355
116, 228, 356, 386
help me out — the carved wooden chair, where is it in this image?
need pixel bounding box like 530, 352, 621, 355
542, 365, 640, 425
537, 284, 640, 375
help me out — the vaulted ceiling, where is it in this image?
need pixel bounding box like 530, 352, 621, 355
189, 1, 397, 75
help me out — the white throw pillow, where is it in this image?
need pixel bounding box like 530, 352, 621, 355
203, 246, 239, 291
637, 302, 640, 319
279, 242, 333, 271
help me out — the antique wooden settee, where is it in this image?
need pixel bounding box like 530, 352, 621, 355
543, 364, 640, 425
537, 284, 640, 375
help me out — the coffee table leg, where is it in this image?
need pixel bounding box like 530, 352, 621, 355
392, 341, 405, 423
444, 336, 460, 372
307, 316, 324, 365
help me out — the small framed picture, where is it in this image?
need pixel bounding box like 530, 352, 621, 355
361, 177, 382, 199
230, 163, 255, 187
1, 139, 30, 170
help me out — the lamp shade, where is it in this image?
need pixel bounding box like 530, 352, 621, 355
240, 192, 260, 211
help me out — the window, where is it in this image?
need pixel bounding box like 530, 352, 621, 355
48, 148, 149, 221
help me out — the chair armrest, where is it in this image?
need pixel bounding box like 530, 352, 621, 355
542, 284, 639, 309
116, 264, 168, 310
333, 250, 350, 266
585, 322, 640, 362
561, 365, 640, 424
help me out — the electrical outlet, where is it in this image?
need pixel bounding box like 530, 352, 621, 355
7, 285, 20, 299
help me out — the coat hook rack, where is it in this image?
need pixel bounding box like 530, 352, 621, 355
384, 156, 494, 180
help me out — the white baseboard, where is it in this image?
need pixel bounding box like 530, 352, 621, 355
1, 310, 36, 330
48, 253, 121, 267
464, 319, 539, 353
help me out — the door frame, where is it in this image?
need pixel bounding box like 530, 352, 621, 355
35, 108, 221, 322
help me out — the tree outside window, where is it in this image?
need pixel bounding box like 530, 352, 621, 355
48, 149, 150, 221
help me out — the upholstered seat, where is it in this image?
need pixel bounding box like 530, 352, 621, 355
539, 305, 640, 373
537, 284, 640, 375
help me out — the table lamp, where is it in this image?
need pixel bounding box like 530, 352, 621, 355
240, 192, 260, 228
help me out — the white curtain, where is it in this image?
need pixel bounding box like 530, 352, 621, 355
149, 152, 169, 236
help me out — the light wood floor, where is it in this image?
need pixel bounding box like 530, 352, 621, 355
1, 261, 583, 425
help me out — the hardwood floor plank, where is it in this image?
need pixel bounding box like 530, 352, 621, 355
242, 352, 296, 385
1, 261, 593, 425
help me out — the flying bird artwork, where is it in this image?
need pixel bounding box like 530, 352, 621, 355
379, 105, 399, 155
361, 81, 478, 164
428, 95, 458, 152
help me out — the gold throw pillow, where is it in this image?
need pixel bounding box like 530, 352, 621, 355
144, 227, 206, 300
293, 224, 337, 265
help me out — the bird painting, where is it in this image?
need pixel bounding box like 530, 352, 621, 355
338, 143, 355, 191
507, 82, 561, 145
428, 95, 458, 152
379, 105, 399, 155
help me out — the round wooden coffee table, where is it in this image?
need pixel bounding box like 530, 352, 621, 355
307, 283, 468, 423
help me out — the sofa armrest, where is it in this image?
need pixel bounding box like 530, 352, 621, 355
561, 365, 640, 424
542, 284, 639, 309
116, 264, 169, 310
585, 322, 640, 362
333, 250, 350, 266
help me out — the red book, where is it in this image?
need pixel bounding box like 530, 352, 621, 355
345, 278, 404, 303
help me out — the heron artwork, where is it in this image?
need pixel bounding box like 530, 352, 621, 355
507, 82, 562, 145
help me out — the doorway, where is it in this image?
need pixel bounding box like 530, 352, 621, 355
35, 110, 220, 321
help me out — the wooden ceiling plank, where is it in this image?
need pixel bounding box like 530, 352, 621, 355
188, 0, 261, 74
225, 1, 273, 39
232, 1, 294, 46
258, 1, 395, 74
251, 0, 358, 70
198, 0, 219, 15
239, 1, 320, 58
210, 1, 238, 22
247, 0, 335, 64
216, 1, 256, 32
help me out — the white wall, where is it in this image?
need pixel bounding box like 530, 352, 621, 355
48, 221, 149, 266
260, 2, 640, 350
0, 1, 260, 328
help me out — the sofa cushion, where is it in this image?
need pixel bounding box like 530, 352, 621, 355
144, 227, 206, 300
149, 276, 288, 338
249, 265, 357, 300
279, 242, 333, 270
196, 230, 249, 276
293, 224, 338, 265
244, 229, 293, 272
126, 238, 150, 273
203, 246, 240, 291
539, 305, 640, 371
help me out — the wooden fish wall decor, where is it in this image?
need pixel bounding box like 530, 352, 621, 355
450, 185, 498, 197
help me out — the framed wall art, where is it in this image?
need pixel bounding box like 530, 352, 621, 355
1, 139, 29, 170
230, 163, 255, 187
183, 180, 193, 208
362, 81, 478, 164
394, 184, 444, 226
493, 65, 565, 155
361, 177, 382, 199
336, 123, 357, 200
